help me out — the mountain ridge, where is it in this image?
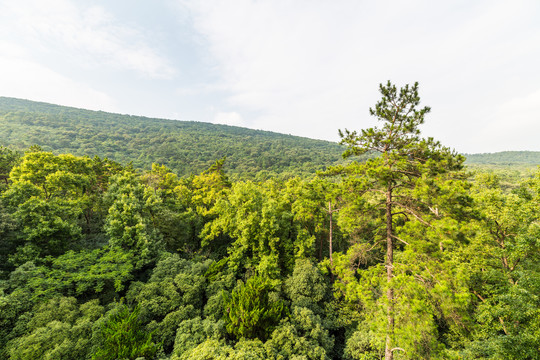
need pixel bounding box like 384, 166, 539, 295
0, 96, 347, 178
0, 96, 321, 140
1, 97, 539, 175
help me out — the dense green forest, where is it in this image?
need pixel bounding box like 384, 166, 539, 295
465, 151, 540, 165
1, 97, 538, 181
0, 97, 348, 179
1, 83, 539, 360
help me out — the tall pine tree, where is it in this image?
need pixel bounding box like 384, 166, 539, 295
339, 81, 466, 359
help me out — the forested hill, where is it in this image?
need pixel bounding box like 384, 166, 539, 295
0, 97, 346, 178
464, 151, 540, 166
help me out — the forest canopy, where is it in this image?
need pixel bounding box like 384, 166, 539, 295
1, 83, 539, 359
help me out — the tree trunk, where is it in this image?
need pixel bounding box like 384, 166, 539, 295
385, 185, 394, 360
329, 200, 333, 267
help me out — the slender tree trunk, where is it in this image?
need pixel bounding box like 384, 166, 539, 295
329, 200, 333, 267
385, 185, 394, 360
319, 235, 323, 261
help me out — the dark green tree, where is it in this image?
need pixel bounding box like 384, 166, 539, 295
0, 146, 20, 189
91, 303, 158, 360
223, 275, 285, 340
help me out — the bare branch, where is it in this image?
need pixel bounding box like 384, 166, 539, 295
391, 201, 431, 227
391, 234, 410, 246
472, 290, 486, 302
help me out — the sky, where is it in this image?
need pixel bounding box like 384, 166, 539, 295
0, 0, 539, 154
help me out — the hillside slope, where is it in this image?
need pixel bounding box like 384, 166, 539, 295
464, 151, 540, 166
2, 97, 536, 178
0, 97, 346, 177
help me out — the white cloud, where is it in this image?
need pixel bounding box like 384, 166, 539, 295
178, 0, 376, 141
498, 88, 540, 121
179, 0, 540, 152
1, 0, 176, 79
0, 0, 538, 154
0, 54, 116, 111
479, 88, 540, 151
213, 111, 244, 126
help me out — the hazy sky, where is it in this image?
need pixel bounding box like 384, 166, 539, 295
0, 0, 539, 153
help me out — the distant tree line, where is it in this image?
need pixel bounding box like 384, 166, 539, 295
465, 151, 540, 165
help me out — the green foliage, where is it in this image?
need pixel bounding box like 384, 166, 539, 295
0, 197, 17, 277
343, 327, 384, 360
265, 306, 334, 360
284, 176, 343, 260
230, 338, 270, 359
173, 337, 273, 360
0, 286, 35, 358
127, 254, 213, 353
5, 247, 134, 302
0, 97, 346, 178
201, 180, 297, 278
465, 150, 540, 166
91, 303, 158, 360
336, 81, 471, 359
454, 172, 540, 359
223, 275, 286, 340
104, 171, 162, 267
141, 164, 203, 253
285, 259, 329, 314
0, 145, 20, 190
170, 317, 226, 359
2, 151, 95, 261
201, 177, 336, 279
1, 91, 540, 359
6, 297, 104, 360
174, 338, 234, 360
1, 151, 118, 264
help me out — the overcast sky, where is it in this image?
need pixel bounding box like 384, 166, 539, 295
0, 0, 539, 153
